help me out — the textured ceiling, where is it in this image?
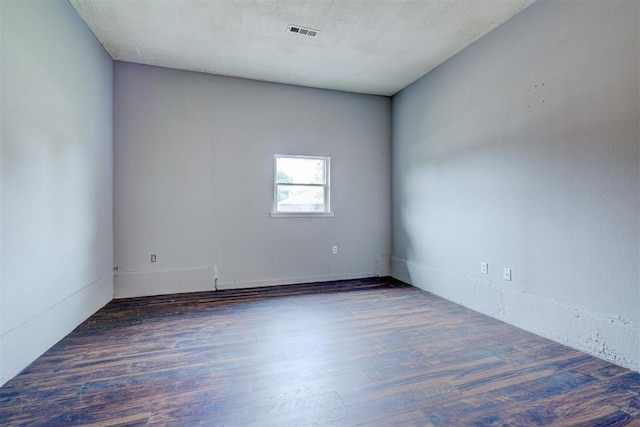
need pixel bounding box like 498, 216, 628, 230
69, 0, 536, 96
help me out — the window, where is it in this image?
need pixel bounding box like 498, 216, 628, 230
271, 155, 332, 217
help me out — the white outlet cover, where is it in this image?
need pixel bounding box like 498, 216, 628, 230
503, 268, 512, 281
481, 262, 488, 274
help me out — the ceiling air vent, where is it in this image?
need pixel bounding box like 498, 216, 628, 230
288, 25, 319, 38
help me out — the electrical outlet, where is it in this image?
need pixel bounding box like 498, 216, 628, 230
480, 262, 488, 274
503, 267, 512, 281
332, 245, 338, 254
151, 254, 156, 263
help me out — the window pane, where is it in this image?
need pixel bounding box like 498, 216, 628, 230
276, 185, 325, 212
276, 157, 325, 184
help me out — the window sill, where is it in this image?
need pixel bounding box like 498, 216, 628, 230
270, 212, 334, 218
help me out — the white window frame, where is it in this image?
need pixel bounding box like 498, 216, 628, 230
270, 154, 333, 218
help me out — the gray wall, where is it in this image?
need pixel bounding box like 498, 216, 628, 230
392, 0, 640, 370
0, 0, 114, 385
113, 63, 391, 297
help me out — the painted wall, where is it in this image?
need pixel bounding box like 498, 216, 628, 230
0, 0, 4, 384
113, 63, 391, 298
0, 0, 114, 385
392, 0, 640, 371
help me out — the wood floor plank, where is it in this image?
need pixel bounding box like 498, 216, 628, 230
0, 277, 638, 425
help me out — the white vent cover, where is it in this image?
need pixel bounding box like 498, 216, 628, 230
287, 25, 319, 38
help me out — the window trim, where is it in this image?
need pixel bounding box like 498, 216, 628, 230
271, 154, 333, 218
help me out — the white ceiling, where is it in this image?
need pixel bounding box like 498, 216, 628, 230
69, 0, 536, 96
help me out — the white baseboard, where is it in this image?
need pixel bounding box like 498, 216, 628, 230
376, 255, 392, 277
114, 267, 217, 298
217, 272, 376, 291
114, 267, 378, 298
0, 273, 113, 386
391, 256, 640, 372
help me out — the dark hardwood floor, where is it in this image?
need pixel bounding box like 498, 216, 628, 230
1, 277, 639, 426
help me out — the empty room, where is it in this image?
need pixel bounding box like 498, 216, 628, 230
1, 0, 639, 425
